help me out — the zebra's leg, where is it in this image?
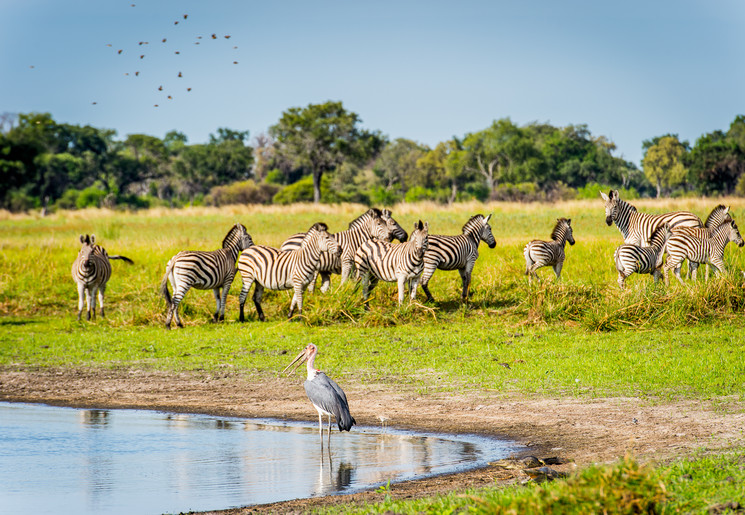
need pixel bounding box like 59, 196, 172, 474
672, 262, 685, 285
553, 261, 564, 281
617, 271, 627, 290
361, 272, 372, 310
527, 264, 541, 284
419, 264, 436, 303
170, 285, 186, 328
409, 275, 421, 302
288, 283, 304, 320
689, 262, 699, 281
708, 258, 724, 279
98, 284, 106, 318
237, 272, 254, 322
319, 272, 332, 293
253, 283, 266, 322
210, 288, 221, 322
88, 286, 97, 321
459, 267, 472, 301
306, 270, 317, 293
76, 283, 85, 321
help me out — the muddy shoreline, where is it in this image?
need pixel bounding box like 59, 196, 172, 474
2, 366, 742, 513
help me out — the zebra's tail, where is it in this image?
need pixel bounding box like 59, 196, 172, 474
523, 244, 531, 275
160, 261, 174, 307
109, 255, 134, 264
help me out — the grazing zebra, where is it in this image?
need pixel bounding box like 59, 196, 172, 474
600, 189, 702, 245
279, 209, 400, 292
71, 234, 133, 321
523, 218, 575, 283
354, 220, 429, 309
418, 214, 496, 303
664, 219, 744, 285
669, 205, 733, 279
160, 223, 253, 329
613, 223, 671, 289
237, 222, 341, 321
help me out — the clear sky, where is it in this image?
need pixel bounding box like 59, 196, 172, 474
2, 0, 744, 167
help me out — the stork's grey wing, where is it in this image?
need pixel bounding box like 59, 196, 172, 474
305, 373, 355, 431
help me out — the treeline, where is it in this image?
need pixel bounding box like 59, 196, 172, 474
1, 104, 744, 213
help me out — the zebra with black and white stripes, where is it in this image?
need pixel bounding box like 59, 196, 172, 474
237, 222, 341, 321
160, 223, 253, 329
523, 218, 575, 283
613, 223, 671, 289
601, 189, 702, 245
354, 220, 429, 309
72, 234, 133, 321
664, 219, 744, 285
280, 208, 402, 292
418, 214, 495, 303
668, 204, 733, 280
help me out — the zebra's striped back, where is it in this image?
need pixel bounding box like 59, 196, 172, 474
613, 223, 671, 288
523, 218, 574, 281
601, 189, 702, 245
670, 204, 733, 240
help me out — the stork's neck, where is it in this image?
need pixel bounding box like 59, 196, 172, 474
306, 350, 319, 380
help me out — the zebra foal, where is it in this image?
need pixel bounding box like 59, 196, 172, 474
601, 189, 702, 246
72, 234, 133, 321
280, 208, 403, 292
237, 222, 341, 321
354, 220, 429, 309
419, 214, 495, 303
613, 223, 671, 289
523, 218, 575, 283
664, 219, 744, 285
160, 223, 253, 329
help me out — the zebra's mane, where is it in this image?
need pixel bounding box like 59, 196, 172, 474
348, 208, 382, 229
704, 205, 731, 228
222, 223, 246, 249
550, 218, 571, 241
304, 222, 329, 238
462, 214, 486, 234
648, 224, 669, 248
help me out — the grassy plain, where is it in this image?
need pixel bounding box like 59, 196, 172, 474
2, 198, 745, 513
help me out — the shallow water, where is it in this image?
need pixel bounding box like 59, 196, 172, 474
0, 402, 518, 514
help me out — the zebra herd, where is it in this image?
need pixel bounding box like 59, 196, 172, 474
71, 192, 744, 324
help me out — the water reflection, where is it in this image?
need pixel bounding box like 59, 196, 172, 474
0, 402, 519, 515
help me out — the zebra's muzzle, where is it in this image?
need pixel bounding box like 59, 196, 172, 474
605, 216, 613, 226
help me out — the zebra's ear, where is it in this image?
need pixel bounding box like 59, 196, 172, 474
90, 235, 96, 244
80, 234, 86, 244
611, 189, 619, 199
485, 214, 492, 223
567, 218, 572, 225
600, 191, 609, 202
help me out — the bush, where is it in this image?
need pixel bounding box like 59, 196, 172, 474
205, 180, 280, 206
404, 186, 435, 203
490, 182, 545, 202
272, 176, 341, 205
76, 186, 108, 209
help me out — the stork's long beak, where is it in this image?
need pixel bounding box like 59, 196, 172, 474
283, 348, 308, 375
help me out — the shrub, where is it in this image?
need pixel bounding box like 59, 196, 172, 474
205, 180, 280, 206
272, 176, 341, 205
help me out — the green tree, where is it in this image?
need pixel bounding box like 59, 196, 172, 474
642, 136, 688, 197
269, 101, 385, 203
689, 130, 743, 195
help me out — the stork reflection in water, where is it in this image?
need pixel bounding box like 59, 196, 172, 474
284, 343, 356, 447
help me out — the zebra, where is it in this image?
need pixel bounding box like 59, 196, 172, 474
279, 209, 400, 293
354, 220, 429, 309
237, 222, 341, 321
160, 223, 253, 329
600, 189, 703, 246
71, 234, 133, 321
664, 219, 744, 285
523, 218, 575, 283
613, 223, 671, 289
418, 214, 496, 303
668, 204, 733, 280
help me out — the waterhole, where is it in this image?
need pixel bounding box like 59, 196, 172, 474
0, 402, 518, 514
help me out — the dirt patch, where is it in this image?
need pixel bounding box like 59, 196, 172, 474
1, 366, 743, 513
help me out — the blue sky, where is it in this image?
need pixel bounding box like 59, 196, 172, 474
2, 0, 744, 167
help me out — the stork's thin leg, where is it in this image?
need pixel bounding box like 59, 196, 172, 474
318, 412, 324, 449
327, 415, 332, 443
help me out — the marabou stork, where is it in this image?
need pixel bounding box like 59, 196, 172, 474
284, 344, 356, 446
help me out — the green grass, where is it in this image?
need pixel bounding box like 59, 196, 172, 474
318, 452, 745, 514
